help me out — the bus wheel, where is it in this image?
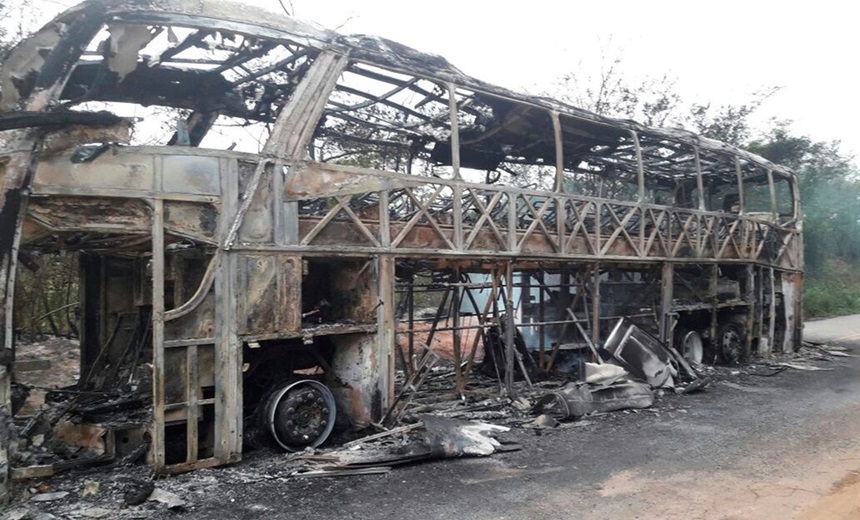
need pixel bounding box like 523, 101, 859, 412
717, 321, 747, 365
676, 328, 704, 365
265, 379, 336, 451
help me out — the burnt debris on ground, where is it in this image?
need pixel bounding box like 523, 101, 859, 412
3, 331, 847, 518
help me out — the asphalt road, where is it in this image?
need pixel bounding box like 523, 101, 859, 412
170, 315, 860, 520
12, 315, 860, 520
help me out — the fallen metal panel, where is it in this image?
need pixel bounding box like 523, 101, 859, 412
603, 318, 678, 388
535, 381, 655, 420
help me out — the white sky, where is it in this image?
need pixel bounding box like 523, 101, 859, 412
27, 0, 860, 162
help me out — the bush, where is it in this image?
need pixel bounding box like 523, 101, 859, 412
804, 260, 860, 318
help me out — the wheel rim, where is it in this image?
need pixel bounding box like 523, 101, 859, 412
266, 379, 336, 451
679, 330, 704, 365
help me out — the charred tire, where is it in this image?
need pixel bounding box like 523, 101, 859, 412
716, 321, 747, 365
675, 328, 704, 365
265, 379, 336, 451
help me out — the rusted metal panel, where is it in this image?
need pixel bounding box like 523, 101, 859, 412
55, 420, 110, 456
162, 343, 215, 422
329, 333, 383, 428
236, 163, 274, 245
152, 198, 167, 471
286, 163, 413, 200
284, 162, 795, 264
32, 152, 155, 194
296, 217, 644, 260
214, 252, 242, 465
164, 201, 219, 243
781, 272, 802, 353
758, 267, 774, 358
165, 289, 216, 341
377, 256, 395, 413
26, 197, 151, 234
162, 155, 222, 196
659, 263, 674, 345
32, 150, 232, 200
237, 254, 279, 335
236, 253, 301, 336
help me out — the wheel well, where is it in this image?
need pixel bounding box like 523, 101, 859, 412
242, 337, 335, 419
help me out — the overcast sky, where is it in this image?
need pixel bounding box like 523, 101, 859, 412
283, 0, 858, 157
31, 0, 860, 162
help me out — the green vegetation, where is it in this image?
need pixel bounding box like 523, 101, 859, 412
749, 125, 860, 318
13, 254, 79, 338
804, 260, 860, 318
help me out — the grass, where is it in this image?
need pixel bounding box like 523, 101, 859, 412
804, 259, 860, 318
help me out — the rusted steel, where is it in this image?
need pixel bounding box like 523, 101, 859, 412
0, 0, 805, 491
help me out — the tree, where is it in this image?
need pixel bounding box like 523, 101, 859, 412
686, 88, 780, 146
747, 122, 858, 274
547, 53, 780, 146
748, 122, 854, 195
551, 55, 683, 128
547, 55, 860, 315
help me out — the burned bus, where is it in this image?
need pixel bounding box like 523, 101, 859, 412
0, 0, 802, 495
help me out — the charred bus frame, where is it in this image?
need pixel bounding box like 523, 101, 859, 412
0, 0, 802, 496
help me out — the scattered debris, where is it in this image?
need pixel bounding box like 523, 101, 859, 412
479, 323, 537, 382
802, 341, 855, 357
678, 377, 710, 394
532, 414, 559, 429
292, 467, 392, 478
122, 480, 155, 506
343, 422, 424, 448
603, 319, 678, 389
422, 415, 510, 457
72, 508, 113, 518
81, 480, 99, 498
4, 509, 30, 520
534, 382, 655, 420
0, 339, 850, 518
382, 349, 439, 425
768, 362, 834, 372
583, 362, 628, 386
29, 491, 69, 502
148, 488, 186, 511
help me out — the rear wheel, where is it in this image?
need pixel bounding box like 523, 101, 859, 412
264, 379, 336, 451
675, 328, 704, 365
717, 321, 747, 365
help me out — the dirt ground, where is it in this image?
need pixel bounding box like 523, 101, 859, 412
5, 316, 860, 520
